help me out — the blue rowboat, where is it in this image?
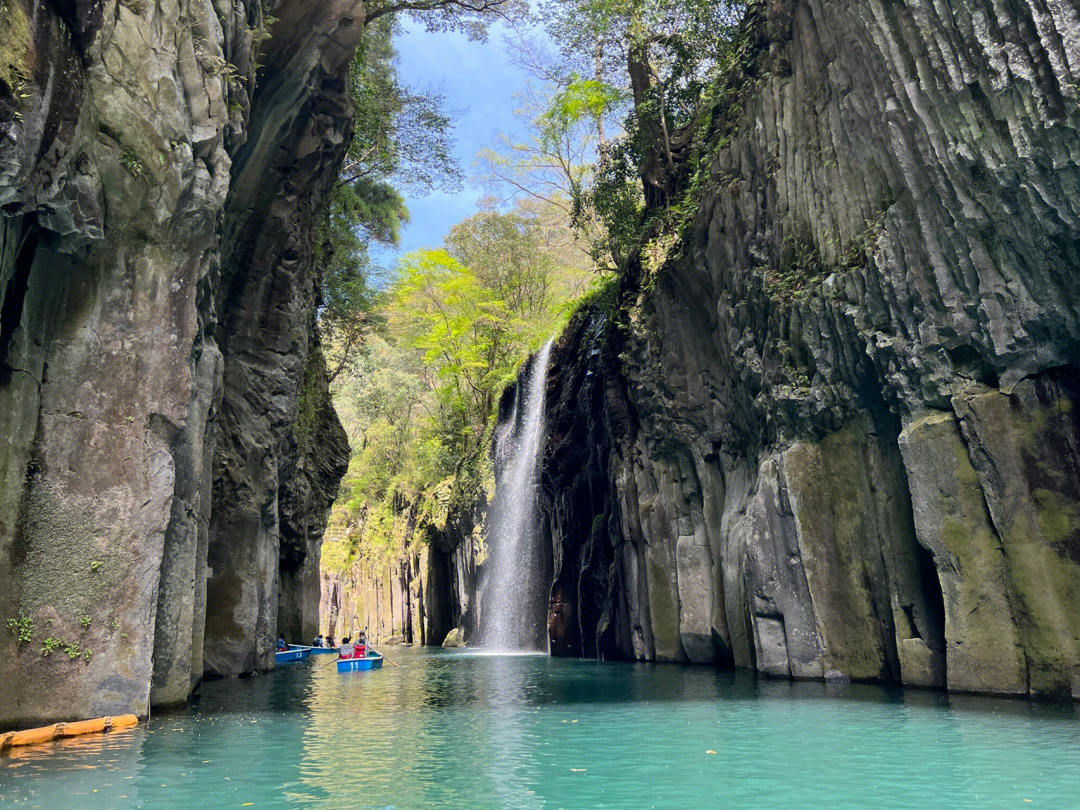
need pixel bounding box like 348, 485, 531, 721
308, 647, 340, 655
336, 653, 384, 672
276, 646, 311, 664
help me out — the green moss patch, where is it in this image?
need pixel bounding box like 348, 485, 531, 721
15, 479, 124, 629
0, 0, 32, 93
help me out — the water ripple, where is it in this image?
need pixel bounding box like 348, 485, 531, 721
2, 649, 1079, 808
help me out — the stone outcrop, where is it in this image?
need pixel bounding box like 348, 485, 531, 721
539, 0, 1080, 698
0, 0, 351, 727
201, 0, 359, 678
321, 479, 485, 647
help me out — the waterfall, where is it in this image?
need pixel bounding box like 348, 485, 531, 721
482, 339, 555, 652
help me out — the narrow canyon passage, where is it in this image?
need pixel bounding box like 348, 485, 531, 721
2, 0, 1080, 804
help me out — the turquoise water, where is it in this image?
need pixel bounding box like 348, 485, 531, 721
3, 647, 1079, 809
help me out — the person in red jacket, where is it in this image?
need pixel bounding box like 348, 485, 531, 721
355, 631, 368, 658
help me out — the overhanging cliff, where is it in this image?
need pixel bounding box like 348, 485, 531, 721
542, 0, 1080, 698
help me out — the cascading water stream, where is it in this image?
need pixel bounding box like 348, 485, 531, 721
482, 339, 555, 652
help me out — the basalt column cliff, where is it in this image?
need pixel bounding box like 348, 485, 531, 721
0, 0, 351, 727
543, 0, 1080, 698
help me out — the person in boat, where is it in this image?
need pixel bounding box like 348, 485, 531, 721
355, 632, 368, 658
339, 637, 354, 658
312, 634, 324, 648
277, 636, 287, 652
326, 635, 336, 649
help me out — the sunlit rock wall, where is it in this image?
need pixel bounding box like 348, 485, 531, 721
321, 492, 484, 648
543, 0, 1080, 697
0, 0, 351, 726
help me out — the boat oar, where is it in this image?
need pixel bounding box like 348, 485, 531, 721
374, 648, 401, 668
317, 654, 342, 669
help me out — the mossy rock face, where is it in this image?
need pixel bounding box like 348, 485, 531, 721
442, 627, 465, 648
953, 375, 1080, 698
899, 410, 1028, 695
783, 421, 894, 682
0, 477, 155, 726
636, 458, 684, 662
15, 479, 125, 618
0, 0, 32, 92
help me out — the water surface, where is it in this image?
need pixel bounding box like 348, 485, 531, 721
3, 647, 1079, 808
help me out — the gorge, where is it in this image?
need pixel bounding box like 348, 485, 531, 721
335, 0, 1080, 701
1, 0, 1080, 743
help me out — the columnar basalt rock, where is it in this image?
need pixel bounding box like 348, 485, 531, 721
201, 0, 359, 679
0, 0, 350, 726
322, 486, 484, 648
539, 0, 1080, 697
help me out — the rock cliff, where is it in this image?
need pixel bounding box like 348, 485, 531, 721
0, 0, 350, 726
320, 471, 486, 647
541, 0, 1080, 697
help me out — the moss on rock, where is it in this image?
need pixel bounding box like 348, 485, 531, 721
0, 0, 32, 93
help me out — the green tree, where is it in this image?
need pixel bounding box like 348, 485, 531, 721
321, 16, 464, 381
505, 0, 749, 267
391, 249, 512, 439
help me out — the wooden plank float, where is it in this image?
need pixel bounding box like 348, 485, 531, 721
0, 714, 138, 752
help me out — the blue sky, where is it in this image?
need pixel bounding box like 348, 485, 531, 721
371, 20, 534, 267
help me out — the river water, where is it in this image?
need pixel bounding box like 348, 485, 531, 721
3, 647, 1079, 809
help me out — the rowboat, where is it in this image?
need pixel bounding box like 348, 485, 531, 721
276, 646, 311, 664
308, 646, 340, 655
336, 652, 384, 672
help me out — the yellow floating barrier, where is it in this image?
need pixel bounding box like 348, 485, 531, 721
0, 714, 138, 752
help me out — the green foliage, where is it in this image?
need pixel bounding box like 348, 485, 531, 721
562, 270, 620, 320
120, 149, 144, 178
80, 614, 92, 628
572, 137, 645, 268
544, 77, 625, 136
90, 560, 103, 572
64, 641, 81, 659
320, 16, 467, 382
249, 13, 278, 49
347, 18, 462, 197
40, 636, 61, 656
328, 200, 590, 568
526, 0, 755, 271
0, 0, 31, 94
7, 611, 33, 645
392, 248, 513, 447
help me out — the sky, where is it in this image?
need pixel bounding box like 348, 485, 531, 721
370, 20, 536, 267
